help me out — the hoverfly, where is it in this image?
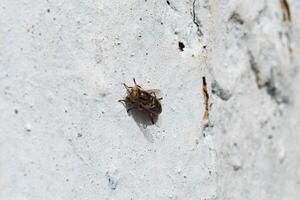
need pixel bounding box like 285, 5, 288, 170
119, 78, 162, 124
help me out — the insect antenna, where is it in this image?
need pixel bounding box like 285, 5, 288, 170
133, 78, 142, 88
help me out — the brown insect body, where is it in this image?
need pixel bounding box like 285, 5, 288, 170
119, 78, 162, 124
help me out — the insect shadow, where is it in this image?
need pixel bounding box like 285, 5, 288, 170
120, 101, 157, 142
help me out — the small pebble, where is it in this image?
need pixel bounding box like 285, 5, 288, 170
25, 123, 31, 132
106, 172, 118, 190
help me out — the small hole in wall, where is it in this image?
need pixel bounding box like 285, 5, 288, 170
178, 41, 185, 51
166, 0, 170, 5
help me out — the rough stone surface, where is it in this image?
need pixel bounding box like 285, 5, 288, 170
0, 0, 300, 199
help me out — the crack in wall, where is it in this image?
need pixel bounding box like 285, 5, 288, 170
279, 0, 293, 53
166, 0, 178, 12
248, 50, 289, 104
192, 0, 203, 37
248, 50, 263, 88
280, 0, 291, 22
68, 139, 90, 166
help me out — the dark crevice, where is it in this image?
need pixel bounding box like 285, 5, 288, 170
166, 0, 178, 11
264, 69, 289, 104
265, 80, 277, 100
280, 0, 291, 22
229, 11, 244, 25
211, 80, 232, 101
248, 50, 289, 104
178, 41, 185, 51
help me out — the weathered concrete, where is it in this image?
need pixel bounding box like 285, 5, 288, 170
0, 0, 300, 199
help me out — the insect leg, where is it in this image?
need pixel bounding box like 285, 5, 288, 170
149, 113, 155, 124
127, 107, 136, 113
149, 92, 156, 96
118, 99, 130, 108
149, 92, 162, 101
123, 83, 132, 90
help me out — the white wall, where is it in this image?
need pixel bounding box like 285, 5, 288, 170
1, 0, 300, 199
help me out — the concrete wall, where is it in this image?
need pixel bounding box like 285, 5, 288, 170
1, 0, 300, 199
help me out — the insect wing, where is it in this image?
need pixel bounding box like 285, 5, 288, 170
145, 89, 162, 98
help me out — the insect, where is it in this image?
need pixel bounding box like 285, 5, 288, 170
119, 78, 162, 124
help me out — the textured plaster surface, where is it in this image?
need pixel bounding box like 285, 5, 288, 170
0, 0, 300, 199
